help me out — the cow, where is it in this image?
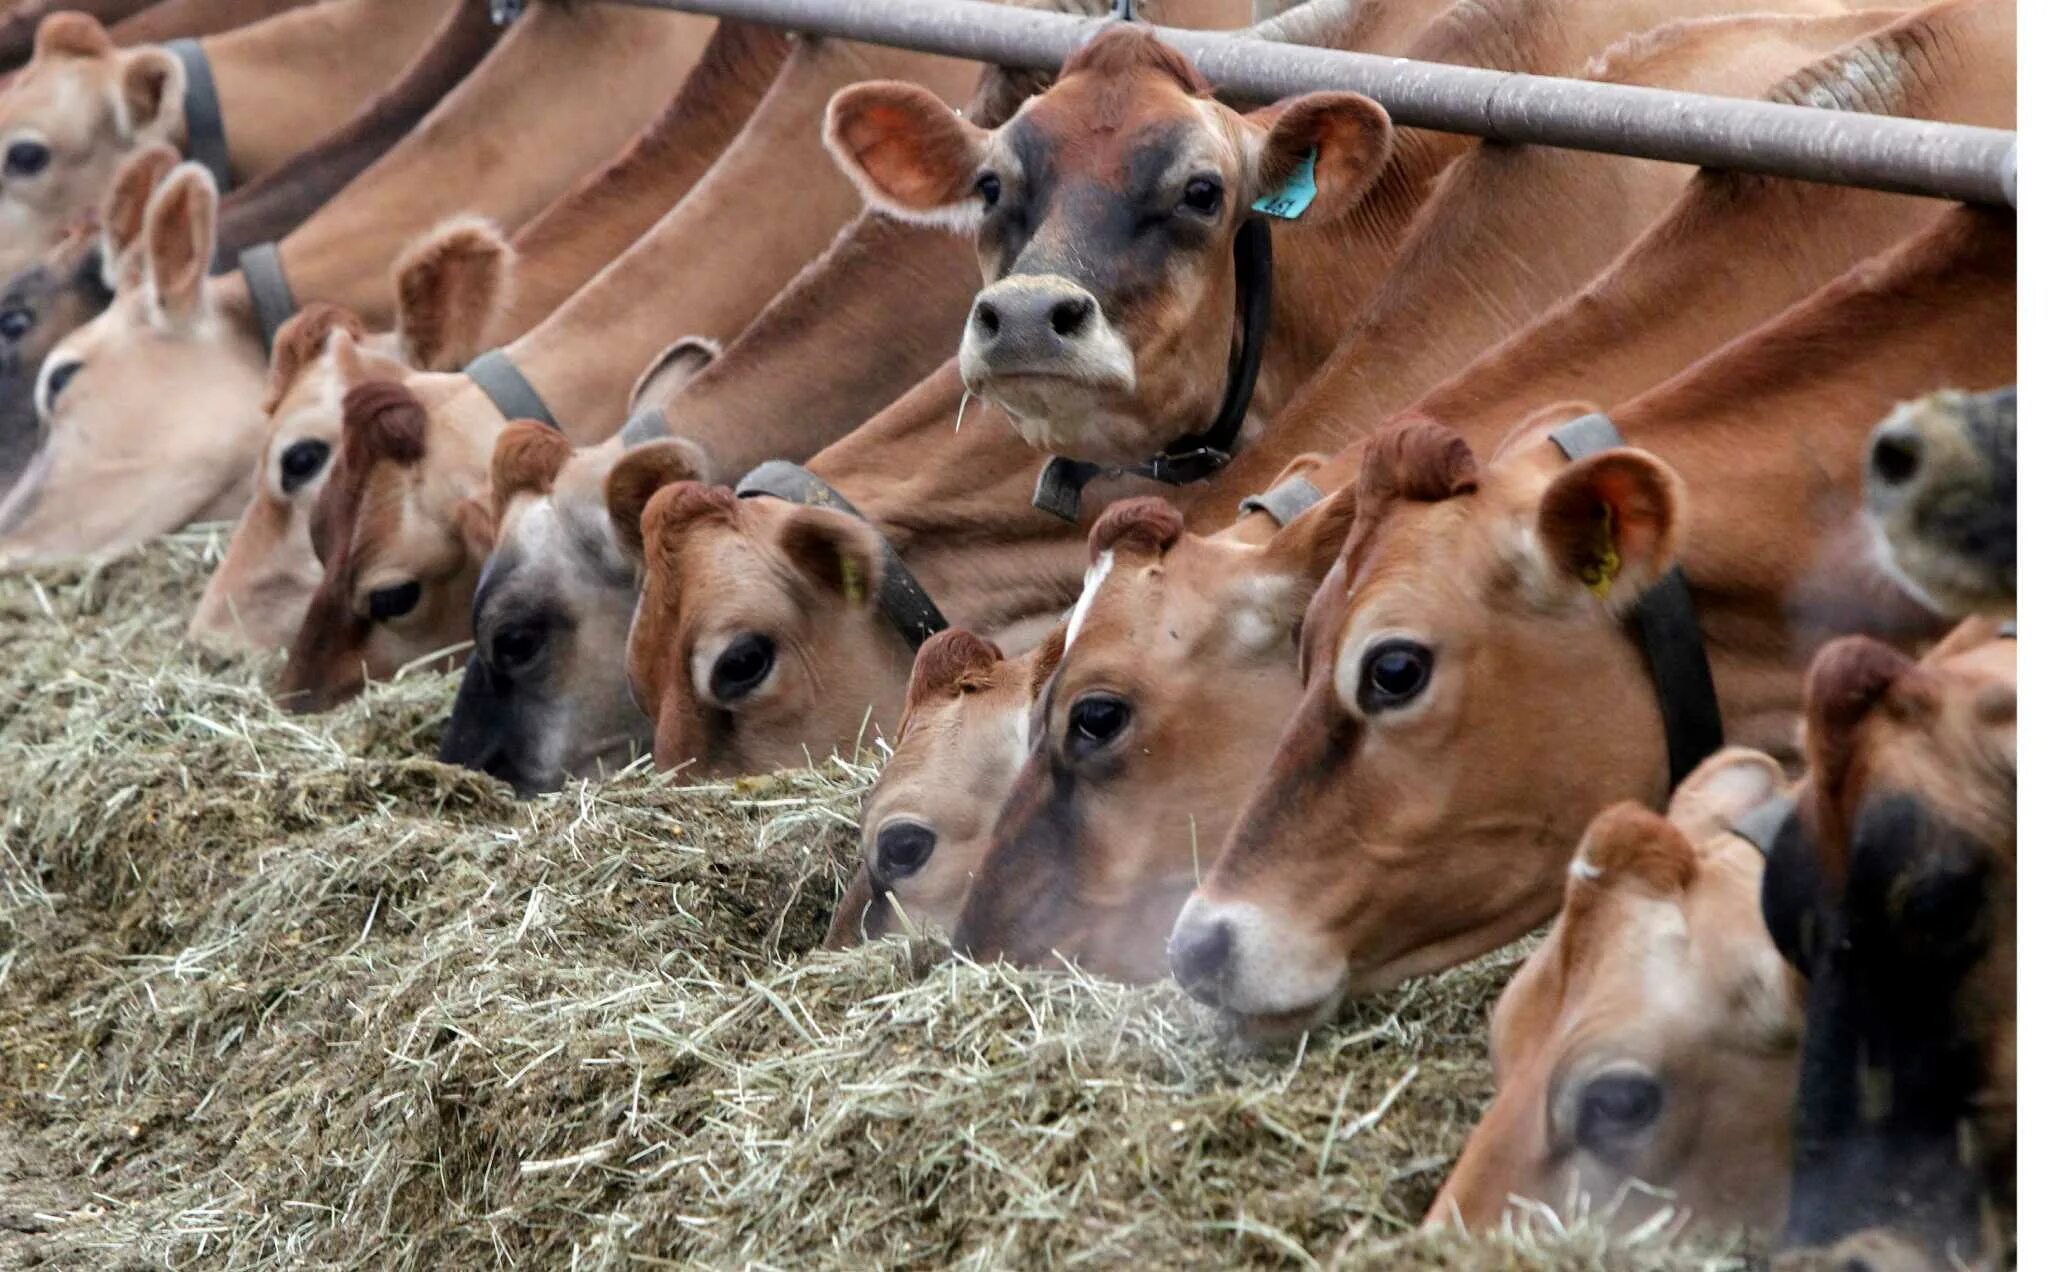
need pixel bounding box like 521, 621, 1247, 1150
187, 21, 792, 655
825, 625, 1064, 949
0, 0, 458, 278
951, 483, 1352, 982
0, 1, 719, 567
1428, 749, 1803, 1234
1863, 385, 2015, 622
1761, 620, 2015, 1261
1165, 203, 2013, 1040
185, 220, 510, 653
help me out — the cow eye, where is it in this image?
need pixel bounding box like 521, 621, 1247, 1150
1360, 639, 1432, 711
1182, 175, 1223, 215
38, 357, 79, 418
710, 632, 775, 703
873, 820, 938, 883
278, 439, 330, 494
974, 172, 1001, 208
0, 306, 32, 340
5, 140, 50, 177
368, 581, 421, 621
1576, 1071, 1664, 1150
1068, 693, 1130, 753
491, 622, 544, 673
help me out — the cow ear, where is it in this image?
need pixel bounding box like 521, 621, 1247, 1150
455, 494, 497, 564
1665, 747, 1786, 843
33, 11, 113, 60
262, 302, 365, 416
1265, 481, 1356, 585
627, 335, 720, 416
488, 420, 576, 525
100, 142, 178, 288
393, 217, 512, 371
1535, 449, 1683, 610
115, 47, 182, 142
906, 627, 1003, 711
1028, 619, 1068, 699
778, 505, 884, 609
825, 81, 989, 229
1245, 92, 1392, 226
142, 163, 216, 328
605, 439, 706, 562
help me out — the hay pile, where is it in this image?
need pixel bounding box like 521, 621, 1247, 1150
0, 531, 1746, 1269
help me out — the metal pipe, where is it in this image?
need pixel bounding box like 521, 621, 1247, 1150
612, 0, 2017, 207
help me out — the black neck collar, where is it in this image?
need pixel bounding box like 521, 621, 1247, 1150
1031, 216, 1275, 522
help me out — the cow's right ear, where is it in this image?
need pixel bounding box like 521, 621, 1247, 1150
100, 142, 178, 289
33, 11, 113, 60
825, 81, 989, 229
605, 439, 706, 562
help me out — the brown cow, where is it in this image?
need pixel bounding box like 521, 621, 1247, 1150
824, 624, 1065, 949
0, 0, 457, 277
0, 2, 717, 566
1166, 203, 2013, 1039
1761, 620, 2015, 1260
952, 483, 1352, 981
185, 221, 510, 653
1430, 749, 1803, 1234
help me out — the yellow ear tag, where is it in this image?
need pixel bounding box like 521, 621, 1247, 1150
840, 554, 867, 606
1580, 502, 1621, 599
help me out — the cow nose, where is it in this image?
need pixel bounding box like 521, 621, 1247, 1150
1868, 419, 1924, 490
1168, 913, 1234, 1004
966, 279, 1100, 362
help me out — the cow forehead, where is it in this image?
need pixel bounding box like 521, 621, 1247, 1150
1004, 85, 1232, 189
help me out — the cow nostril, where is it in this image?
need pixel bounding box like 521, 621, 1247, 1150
1170, 918, 1233, 997
1870, 429, 1923, 488
973, 300, 1002, 339
1048, 296, 1091, 338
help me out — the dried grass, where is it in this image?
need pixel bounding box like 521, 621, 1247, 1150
0, 530, 1750, 1269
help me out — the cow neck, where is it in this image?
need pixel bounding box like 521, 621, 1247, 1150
1603, 206, 2013, 765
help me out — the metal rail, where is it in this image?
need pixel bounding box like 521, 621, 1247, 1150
614, 0, 2017, 207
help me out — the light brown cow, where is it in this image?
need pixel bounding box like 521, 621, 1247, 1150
186, 222, 510, 652
951, 485, 1352, 981
0, 0, 457, 276
187, 21, 790, 655
277, 30, 1006, 709
0, 2, 717, 566
823, 625, 1066, 949
1430, 749, 1803, 1234
1166, 203, 2013, 1038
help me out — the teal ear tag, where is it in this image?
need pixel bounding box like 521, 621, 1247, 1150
1252, 145, 1318, 220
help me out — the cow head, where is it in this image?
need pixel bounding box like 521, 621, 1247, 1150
1864, 386, 2015, 622
0, 159, 268, 564
608, 475, 918, 779
189, 219, 512, 654
827, 25, 1391, 462
1431, 749, 1803, 1234
953, 485, 1352, 982
0, 14, 183, 280
1761, 622, 2015, 1259
275, 378, 503, 712
825, 625, 1060, 950
1167, 416, 1688, 1038
0, 221, 111, 501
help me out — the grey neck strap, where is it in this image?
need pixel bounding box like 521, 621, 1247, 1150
166, 39, 232, 194
1238, 474, 1323, 528
463, 348, 560, 432
735, 460, 949, 650
237, 242, 295, 357
1728, 793, 1796, 857
1550, 412, 1725, 787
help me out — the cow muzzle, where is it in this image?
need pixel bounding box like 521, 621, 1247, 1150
960, 274, 1135, 398
1168, 893, 1347, 1040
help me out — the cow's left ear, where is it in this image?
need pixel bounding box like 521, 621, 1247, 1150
1666, 747, 1786, 843
115, 47, 183, 143
1245, 92, 1393, 226
779, 505, 884, 609
1536, 448, 1683, 610
825, 81, 989, 229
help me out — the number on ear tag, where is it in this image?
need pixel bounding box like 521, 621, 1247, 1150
840, 554, 867, 606
1580, 502, 1622, 599
1253, 146, 1318, 220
